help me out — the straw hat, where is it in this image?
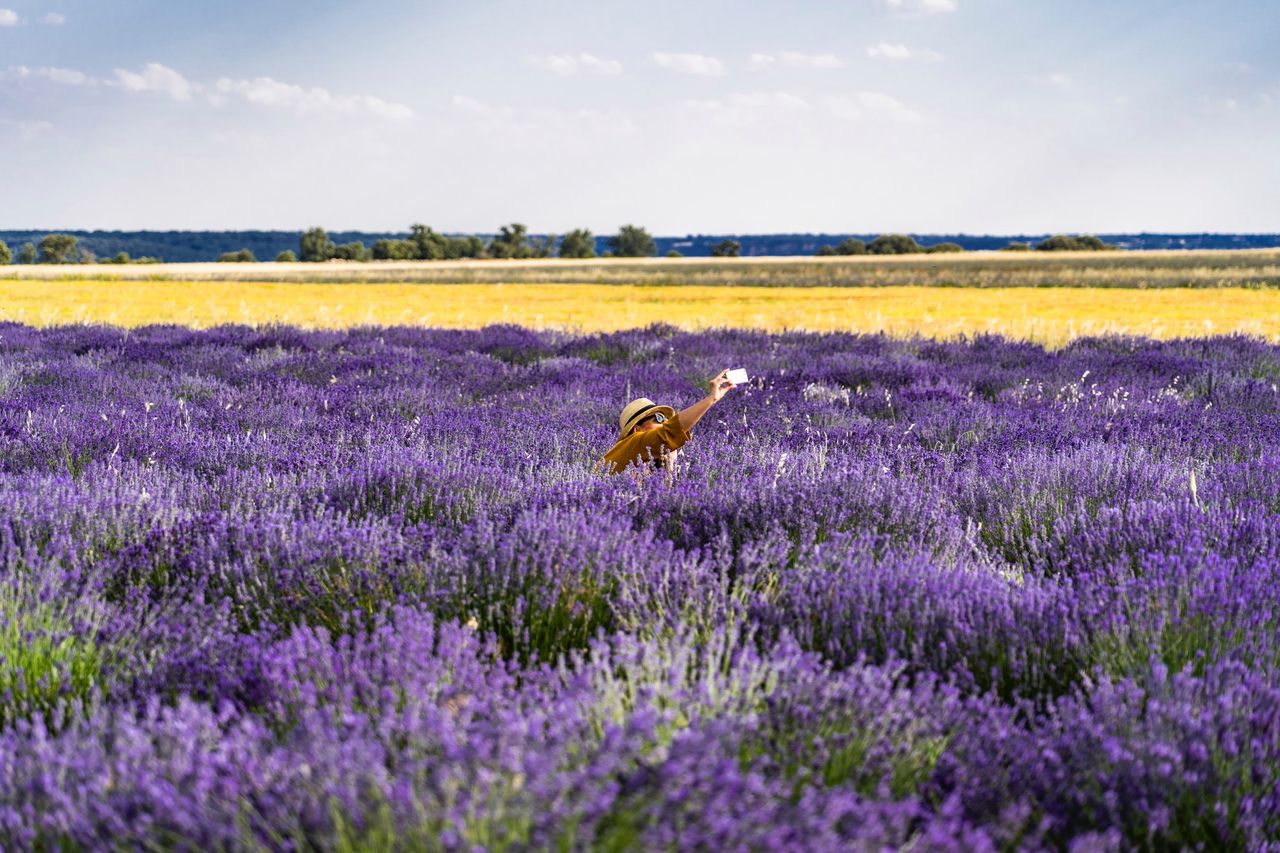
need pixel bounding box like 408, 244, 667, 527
617, 397, 676, 440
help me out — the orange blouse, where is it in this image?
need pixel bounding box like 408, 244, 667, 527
599, 413, 691, 474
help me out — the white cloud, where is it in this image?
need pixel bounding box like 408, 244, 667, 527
1029, 71, 1073, 90
451, 94, 491, 116
528, 53, 622, 76
6, 65, 94, 85
867, 43, 943, 62
214, 76, 414, 120
0, 9, 20, 26
815, 92, 923, 123
0, 118, 54, 140
751, 51, 845, 70
112, 63, 195, 100
41, 66, 91, 85
43, 12, 66, 25
6, 60, 411, 120
652, 52, 726, 77
450, 94, 636, 140
884, 0, 958, 15
693, 91, 813, 111
685, 90, 921, 124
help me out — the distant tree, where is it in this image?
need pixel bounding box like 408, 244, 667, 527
818, 238, 867, 256
559, 228, 596, 259
1035, 234, 1115, 252
666, 249, 683, 258
440, 235, 484, 259
867, 234, 923, 255
218, 248, 257, 263
816, 245, 836, 256
409, 224, 444, 260
106, 252, 131, 264
529, 234, 557, 259
1075, 234, 1112, 251
38, 233, 79, 264
333, 241, 370, 261
372, 239, 416, 261
17, 243, 37, 264
927, 242, 964, 253
0, 240, 10, 265
1036, 234, 1081, 251
608, 224, 657, 258
275, 250, 298, 263
489, 223, 531, 259
136, 256, 162, 264
78, 246, 96, 264
999, 242, 1032, 252
299, 227, 336, 262
710, 239, 741, 258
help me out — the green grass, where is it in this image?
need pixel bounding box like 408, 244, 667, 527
0, 580, 105, 730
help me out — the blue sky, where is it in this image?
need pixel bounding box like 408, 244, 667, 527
1, 0, 1277, 233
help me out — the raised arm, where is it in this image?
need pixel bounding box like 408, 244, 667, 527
676, 369, 736, 433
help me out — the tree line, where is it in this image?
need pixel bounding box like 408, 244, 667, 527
814, 233, 1115, 255
0, 224, 656, 265
280, 223, 669, 263
0, 233, 162, 265
0, 228, 1118, 266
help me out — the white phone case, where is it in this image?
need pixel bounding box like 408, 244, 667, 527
726, 368, 749, 384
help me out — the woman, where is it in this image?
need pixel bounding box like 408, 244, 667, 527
599, 369, 737, 475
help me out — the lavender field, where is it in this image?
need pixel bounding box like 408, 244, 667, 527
1, 321, 1278, 850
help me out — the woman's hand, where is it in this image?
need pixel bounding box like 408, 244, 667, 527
709, 369, 736, 402
678, 370, 738, 434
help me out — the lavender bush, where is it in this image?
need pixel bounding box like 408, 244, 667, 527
1, 322, 1278, 850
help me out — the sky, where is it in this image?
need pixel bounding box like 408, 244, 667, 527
1, 0, 1278, 234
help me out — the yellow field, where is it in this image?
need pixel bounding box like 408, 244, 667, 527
2, 280, 1278, 345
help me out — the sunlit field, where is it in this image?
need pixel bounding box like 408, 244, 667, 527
4, 248, 1280, 288
3, 279, 1279, 345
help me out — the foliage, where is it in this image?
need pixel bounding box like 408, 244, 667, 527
1036, 234, 1115, 251
275, 250, 298, 263
608, 224, 657, 257
0, 240, 9, 265
38, 233, 79, 264
817, 237, 866, 256
333, 242, 370, 262
371, 239, 417, 261
488, 223, 529, 259
710, 239, 741, 258
867, 234, 923, 255
218, 249, 257, 263
8, 228, 1280, 263
1000, 242, 1032, 251
16, 242, 37, 264
299, 227, 336, 262
559, 228, 597, 259
409, 224, 486, 260
927, 242, 964, 253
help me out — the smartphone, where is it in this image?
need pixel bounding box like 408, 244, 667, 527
726, 368, 749, 385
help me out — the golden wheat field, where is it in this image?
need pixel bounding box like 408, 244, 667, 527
2, 279, 1279, 346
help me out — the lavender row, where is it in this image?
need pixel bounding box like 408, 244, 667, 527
1, 322, 1278, 849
